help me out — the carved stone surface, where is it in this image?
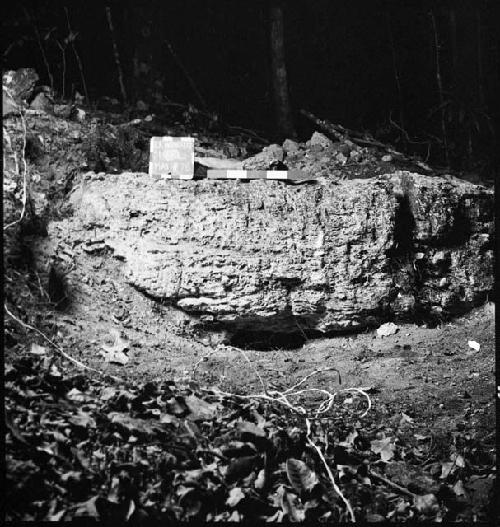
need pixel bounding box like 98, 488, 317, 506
64, 170, 493, 336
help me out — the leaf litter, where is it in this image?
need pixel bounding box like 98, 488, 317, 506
4, 352, 496, 522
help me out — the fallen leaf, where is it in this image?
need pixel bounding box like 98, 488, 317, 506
286, 458, 318, 495
414, 493, 439, 514
453, 479, 467, 497
185, 394, 221, 420
69, 411, 96, 429
254, 469, 266, 489
30, 343, 47, 355
48, 364, 62, 378
281, 490, 305, 522
225, 455, 259, 484
227, 510, 241, 521
100, 387, 117, 401
221, 441, 258, 458
100, 348, 129, 365
453, 454, 465, 468
165, 396, 189, 417
366, 513, 386, 522
159, 413, 179, 426
237, 420, 266, 438
399, 413, 414, 426
66, 388, 93, 403
108, 412, 159, 439
376, 322, 399, 337
73, 496, 100, 519
370, 437, 396, 462
339, 429, 358, 447
226, 487, 245, 507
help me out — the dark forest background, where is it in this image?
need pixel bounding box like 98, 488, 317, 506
2, 0, 499, 174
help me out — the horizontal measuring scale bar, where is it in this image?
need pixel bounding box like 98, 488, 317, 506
157, 174, 193, 180
207, 169, 310, 180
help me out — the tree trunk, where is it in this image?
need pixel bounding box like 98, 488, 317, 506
269, 1, 296, 139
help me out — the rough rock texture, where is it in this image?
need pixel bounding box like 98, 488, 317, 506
2, 68, 39, 103
56, 170, 493, 339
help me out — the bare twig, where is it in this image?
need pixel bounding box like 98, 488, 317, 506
386, 11, 405, 130
283, 366, 341, 394
226, 125, 269, 145
306, 418, 356, 522
164, 39, 207, 110
429, 10, 449, 166
55, 40, 67, 99
300, 109, 391, 151
24, 7, 54, 90
369, 469, 416, 498
192, 345, 218, 374
64, 7, 89, 103
236, 347, 268, 394
4, 112, 28, 232
32, 271, 50, 300
293, 316, 310, 342
105, 6, 128, 105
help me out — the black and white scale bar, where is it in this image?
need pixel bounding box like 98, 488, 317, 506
207, 169, 313, 181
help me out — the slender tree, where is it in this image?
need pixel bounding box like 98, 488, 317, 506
268, 0, 296, 139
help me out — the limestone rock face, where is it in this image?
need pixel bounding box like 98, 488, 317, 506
66, 171, 493, 336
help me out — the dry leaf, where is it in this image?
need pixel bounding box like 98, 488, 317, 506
69, 410, 96, 429
399, 413, 414, 426
30, 342, 47, 355
285, 458, 318, 495
226, 455, 259, 484
226, 487, 245, 507
185, 394, 221, 420
339, 429, 358, 447
414, 493, 439, 514
237, 420, 266, 438
66, 388, 93, 402
370, 437, 396, 462
453, 479, 467, 497
281, 490, 306, 522
254, 469, 266, 489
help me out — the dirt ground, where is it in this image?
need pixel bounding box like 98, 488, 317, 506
4, 186, 495, 522
23, 237, 496, 444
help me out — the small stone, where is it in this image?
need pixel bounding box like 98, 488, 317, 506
70, 107, 86, 122
335, 153, 348, 164
283, 138, 300, 153
30, 92, 53, 113
432, 251, 448, 265
309, 131, 333, 148
376, 322, 399, 337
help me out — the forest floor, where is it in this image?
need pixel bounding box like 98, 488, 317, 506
5, 210, 496, 523
3, 102, 497, 522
